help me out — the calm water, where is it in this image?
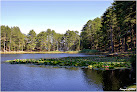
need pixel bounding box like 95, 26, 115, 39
1, 54, 132, 91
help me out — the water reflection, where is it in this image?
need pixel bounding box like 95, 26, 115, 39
103, 69, 134, 90
82, 68, 103, 90
102, 70, 120, 90
82, 68, 134, 91
28, 65, 104, 91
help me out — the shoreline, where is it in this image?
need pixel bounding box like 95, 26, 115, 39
0, 51, 134, 57
0, 51, 79, 54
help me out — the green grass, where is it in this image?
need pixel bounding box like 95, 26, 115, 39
5, 56, 132, 70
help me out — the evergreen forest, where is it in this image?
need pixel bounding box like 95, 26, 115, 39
1, 1, 136, 53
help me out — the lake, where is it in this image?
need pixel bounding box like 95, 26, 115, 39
1, 53, 132, 91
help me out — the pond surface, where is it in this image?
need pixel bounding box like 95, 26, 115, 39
1, 53, 132, 91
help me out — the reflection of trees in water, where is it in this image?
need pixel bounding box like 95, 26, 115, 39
82, 68, 103, 90
82, 68, 132, 91
102, 70, 120, 90
102, 69, 132, 91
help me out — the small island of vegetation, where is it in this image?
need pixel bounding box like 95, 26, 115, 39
5, 53, 135, 71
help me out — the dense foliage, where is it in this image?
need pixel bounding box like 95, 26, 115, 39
1, 27, 80, 51
1, 1, 136, 53
80, 1, 136, 53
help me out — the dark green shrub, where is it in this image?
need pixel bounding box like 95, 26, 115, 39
79, 49, 99, 53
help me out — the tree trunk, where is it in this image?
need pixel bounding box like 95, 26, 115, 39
9, 31, 12, 52
117, 27, 121, 52
6, 46, 8, 52
4, 38, 5, 52
13, 45, 14, 51
124, 33, 128, 52
53, 42, 55, 51
48, 43, 50, 51
121, 38, 124, 52
134, 32, 136, 51
109, 42, 111, 53
9, 37, 11, 52
9, 45, 10, 52
57, 42, 58, 51
130, 31, 133, 51
118, 38, 121, 52
19, 41, 20, 51
110, 27, 114, 53
131, 28, 135, 52
79, 37, 80, 51
22, 44, 23, 51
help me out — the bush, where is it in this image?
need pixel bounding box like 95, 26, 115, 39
79, 49, 99, 54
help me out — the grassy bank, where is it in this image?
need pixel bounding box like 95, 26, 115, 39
79, 49, 135, 56
0, 51, 79, 54
5, 56, 132, 70
1, 49, 133, 57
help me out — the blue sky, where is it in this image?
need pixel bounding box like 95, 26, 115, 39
1, 1, 113, 34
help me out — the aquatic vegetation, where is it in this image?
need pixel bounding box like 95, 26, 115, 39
5, 56, 132, 70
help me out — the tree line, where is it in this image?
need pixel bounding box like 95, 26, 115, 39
1, 26, 80, 51
1, 1, 136, 53
80, 1, 136, 53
